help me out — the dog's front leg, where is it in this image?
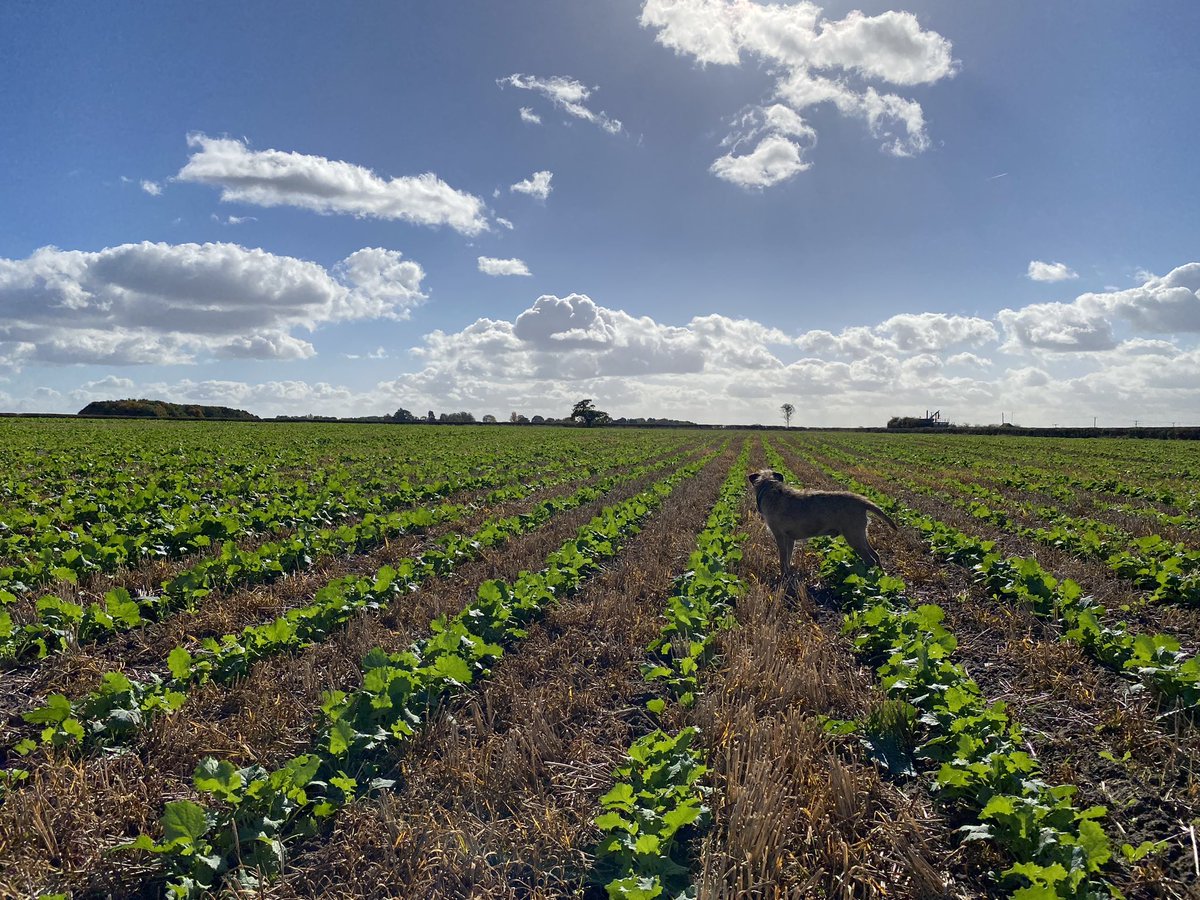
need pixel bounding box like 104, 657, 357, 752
774, 532, 794, 578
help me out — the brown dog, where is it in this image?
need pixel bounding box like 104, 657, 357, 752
748, 469, 897, 576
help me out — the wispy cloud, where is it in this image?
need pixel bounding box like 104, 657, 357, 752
498, 74, 622, 134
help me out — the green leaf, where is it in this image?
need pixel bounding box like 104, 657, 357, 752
600, 782, 636, 811
594, 811, 634, 832
633, 833, 661, 855
167, 647, 193, 680
1077, 818, 1112, 869
431, 652, 473, 685
605, 875, 664, 900
193, 758, 242, 802
115, 833, 160, 853
645, 698, 666, 715
662, 802, 703, 831
23, 694, 72, 725
1121, 839, 1167, 863
329, 718, 356, 758
162, 800, 209, 847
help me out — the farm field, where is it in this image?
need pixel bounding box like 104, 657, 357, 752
0, 421, 1197, 899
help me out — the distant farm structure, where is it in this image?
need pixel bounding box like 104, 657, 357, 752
886, 409, 951, 430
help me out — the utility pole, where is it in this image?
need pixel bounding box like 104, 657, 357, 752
1092, 416, 1097, 428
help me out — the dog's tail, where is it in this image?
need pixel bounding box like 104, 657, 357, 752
861, 498, 898, 530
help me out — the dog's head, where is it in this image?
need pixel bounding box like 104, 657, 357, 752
747, 469, 785, 488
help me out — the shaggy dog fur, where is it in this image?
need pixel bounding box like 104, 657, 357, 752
748, 469, 897, 576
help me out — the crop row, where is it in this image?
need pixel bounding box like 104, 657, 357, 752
765, 440, 1123, 899
910, 471, 1200, 607
807, 440, 1200, 609
843, 431, 1199, 534
8, 445, 701, 777
113, 449, 717, 898
820, 433, 1198, 515
789, 442, 1200, 711
0, 438, 672, 662
0, 453, 436, 579
594, 440, 751, 897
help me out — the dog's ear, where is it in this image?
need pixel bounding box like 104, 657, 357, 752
771, 471, 785, 482
747, 472, 761, 486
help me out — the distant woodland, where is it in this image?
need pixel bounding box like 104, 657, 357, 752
78, 399, 259, 420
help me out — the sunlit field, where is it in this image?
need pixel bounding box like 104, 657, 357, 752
0, 420, 1196, 897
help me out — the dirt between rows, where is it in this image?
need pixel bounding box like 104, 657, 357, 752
263, 447, 736, 898
776, 444, 1200, 899
802, 446, 1200, 670
0, 451, 715, 900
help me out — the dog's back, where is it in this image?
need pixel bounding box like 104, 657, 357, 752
758, 483, 885, 539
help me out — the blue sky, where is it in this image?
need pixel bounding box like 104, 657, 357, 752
2, 1, 1198, 425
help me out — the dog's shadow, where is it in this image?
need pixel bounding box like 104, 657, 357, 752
771, 557, 846, 619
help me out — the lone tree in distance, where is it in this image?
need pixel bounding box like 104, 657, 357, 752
571, 398, 610, 427
781, 402, 795, 428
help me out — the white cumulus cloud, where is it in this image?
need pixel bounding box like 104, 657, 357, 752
19, 266, 1200, 427
519, 107, 542, 125
0, 242, 426, 366
640, 0, 956, 177
1000, 263, 1200, 352
478, 257, 532, 277
510, 170, 554, 200
176, 134, 488, 236
140, 180, 162, 196
1027, 260, 1078, 282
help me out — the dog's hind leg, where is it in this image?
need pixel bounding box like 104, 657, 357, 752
845, 530, 881, 569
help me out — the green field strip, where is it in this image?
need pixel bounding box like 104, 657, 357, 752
0, 454, 434, 572
0, 441, 586, 605
784, 439, 1200, 713
814, 433, 1199, 516
5, 446, 708, 774
0, 441, 680, 662
591, 439, 751, 898
861, 458, 1200, 608
805, 437, 1200, 606
813, 433, 1200, 536
853, 432, 1200, 486
765, 440, 1125, 900
107, 449, 720, 899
